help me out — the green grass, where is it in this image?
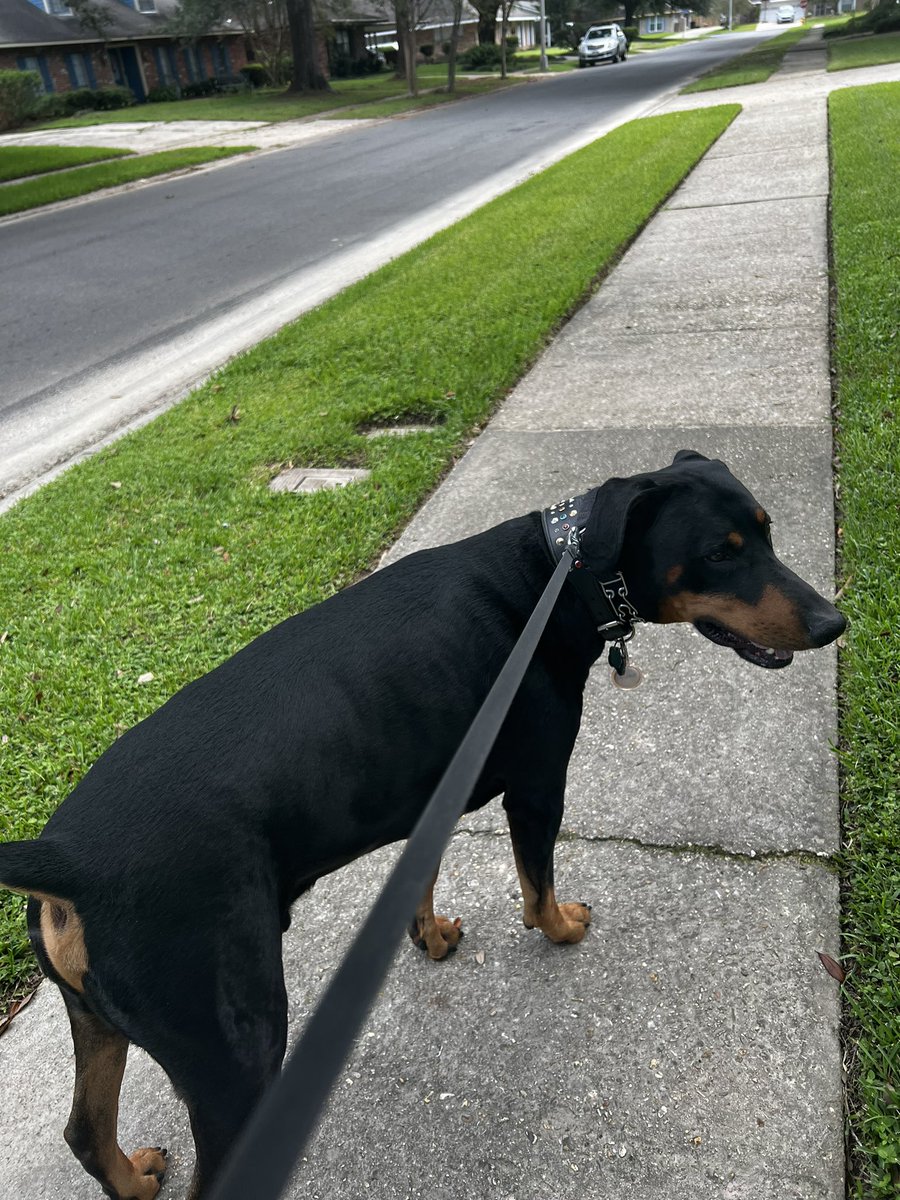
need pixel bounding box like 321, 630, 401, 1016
324, 76, 521, 119
0, 146, 252, 217
829, 81, 900, 1199
681, 25, 808, 91
39, 73, 469, 129
828, 29, 900, 71
0, 144, 130, 183
0, 102, 740, 1004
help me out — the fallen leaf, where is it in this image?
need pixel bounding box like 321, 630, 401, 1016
818, 952, 846, 983
110, 481, 122, 489
475, 950, 485, 965
137, 672, 154, 685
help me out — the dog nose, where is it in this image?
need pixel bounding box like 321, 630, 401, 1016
807, 605, 846, 648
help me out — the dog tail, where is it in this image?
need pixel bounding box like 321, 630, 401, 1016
0, 838, 79, 900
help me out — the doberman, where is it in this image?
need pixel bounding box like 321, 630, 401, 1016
0, 451, 844, 1200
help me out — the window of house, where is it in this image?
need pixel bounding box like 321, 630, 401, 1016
182, 45, 205, 81
45, 0, 73, 14
16, 54, 54, 91
66, 52, 95, 88
211, 42, 231, 77
136, 0, 157, 12
153, 45, 179, 84
646, 14, 666, 31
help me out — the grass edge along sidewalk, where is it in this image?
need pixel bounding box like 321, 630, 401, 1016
681, 25, 808, 93
0, 102, 740, 1007
0, 145, 253, 218
0, 143, 130, 183
829, 80, 900, 1200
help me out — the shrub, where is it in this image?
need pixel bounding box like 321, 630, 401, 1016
89, 86, 135, 110
146, 84, 182, 102
0, 69, 43, 131
183, 78, 221, 97
623, 25, 639, 43
505, 34, 519, 49
420, 42, 434, 57
458, 42, 517, 69
383, 46, 399, 67
240, 62, 268, 87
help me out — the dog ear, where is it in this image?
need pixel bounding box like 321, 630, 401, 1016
580, 476, 662, 577
672, 449, 709, 465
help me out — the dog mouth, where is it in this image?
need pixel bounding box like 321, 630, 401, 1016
693, 620, 794, 669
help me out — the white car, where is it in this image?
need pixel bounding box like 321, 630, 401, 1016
578, 24, 628, 67
776, 5, 795, 21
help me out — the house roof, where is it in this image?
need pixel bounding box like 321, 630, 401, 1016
0, 0, 238, 48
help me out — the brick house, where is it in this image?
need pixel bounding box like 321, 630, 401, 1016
0, 0, 248, 100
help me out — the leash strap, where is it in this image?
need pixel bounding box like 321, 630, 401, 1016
208, 551, 573, 1200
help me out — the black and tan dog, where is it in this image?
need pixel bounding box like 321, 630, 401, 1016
0, 451, 844, 1200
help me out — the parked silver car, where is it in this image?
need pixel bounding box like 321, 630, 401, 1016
776, 5, 795, 20
577, 23, 628, 67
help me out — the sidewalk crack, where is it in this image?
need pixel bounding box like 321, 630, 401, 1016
454, 824, 837, 871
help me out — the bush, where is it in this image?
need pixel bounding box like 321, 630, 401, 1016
182, 78, 221, 97
505, 34, 519, 49
458, 42, 518, 69
240, 62, 268, 87
0, 69, 43, 131
623, 25, 639, 43
89, 86, 135, 110
420, 42, 434, 58
146, 84, 181, 102
383, 46, 399, 67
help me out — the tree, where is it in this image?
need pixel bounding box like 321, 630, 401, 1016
444, 0, 465, 92
466, 0, 500, 43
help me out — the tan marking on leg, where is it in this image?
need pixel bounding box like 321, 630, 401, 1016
413, 870, 463, 961
40, 897, 88, 994
659, 583, 809, 648
64, 1006, 168, 1200
511, 846, 590, 944
531, 887, 591, 944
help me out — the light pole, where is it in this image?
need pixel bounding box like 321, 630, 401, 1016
538, 0, 549, 71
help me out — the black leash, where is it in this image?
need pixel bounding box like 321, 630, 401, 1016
208, 551, 573, 1200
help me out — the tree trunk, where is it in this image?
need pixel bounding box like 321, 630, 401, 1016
285, 0, 330, 91
446, 0, 463, 92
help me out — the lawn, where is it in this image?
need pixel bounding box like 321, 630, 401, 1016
324, 76, 523, 119
829, 80, 900, 1198
0, 144, 130, 183
828, 29, 900, 70
0, 102, 740, 1006
0, 146, 252, 218
38, 71, 512, 129
681, 24, 808, 91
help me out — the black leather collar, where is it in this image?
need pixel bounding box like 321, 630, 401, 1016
542, 490, 642, 644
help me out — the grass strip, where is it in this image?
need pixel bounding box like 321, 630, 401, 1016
827, 29, 900, 71
0, 144, 131, 183
0, 103, 739, 1002
40, 72, 475, 129
829, 81, 900, 1199
681, 25, 807, 91
325, 77, 521, 118
0, 146, 253, 217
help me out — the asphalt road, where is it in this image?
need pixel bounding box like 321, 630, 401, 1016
0, 31, 774, 503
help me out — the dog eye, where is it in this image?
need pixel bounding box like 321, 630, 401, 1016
705, 551, 729, 563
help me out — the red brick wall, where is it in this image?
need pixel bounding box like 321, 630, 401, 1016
1, 36, 247, 97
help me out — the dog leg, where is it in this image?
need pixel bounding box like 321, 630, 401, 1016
408, 867, 463, 960
61, 994, 168, 1200
504, 792, 591, 944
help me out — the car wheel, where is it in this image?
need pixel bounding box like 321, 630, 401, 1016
578, 58, 586, 67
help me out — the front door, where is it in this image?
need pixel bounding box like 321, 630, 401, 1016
109, 46, 146, 101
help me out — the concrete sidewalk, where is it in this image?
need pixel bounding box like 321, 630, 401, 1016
2, 46, 899, 1200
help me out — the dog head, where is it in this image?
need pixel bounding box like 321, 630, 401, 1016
578, 450, 845, 668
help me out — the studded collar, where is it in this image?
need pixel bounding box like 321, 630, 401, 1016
541, 490, 642, 645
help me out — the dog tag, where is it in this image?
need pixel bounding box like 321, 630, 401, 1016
611, 662, 643, 689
